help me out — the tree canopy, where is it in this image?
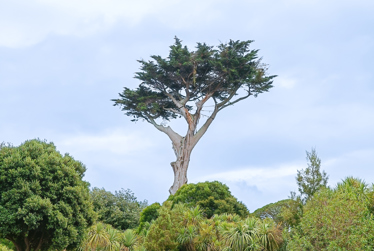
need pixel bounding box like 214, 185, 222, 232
90, 187, 148, 230
167, 181, 249, 218
0, 139, 95, 251
113, 37, 275, 194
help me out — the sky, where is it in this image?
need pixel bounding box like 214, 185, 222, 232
1, 0, 373, 211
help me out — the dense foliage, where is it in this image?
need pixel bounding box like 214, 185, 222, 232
143, 202, 282, 251
167, 181, 249, 218
0, 139, 95, 251
90, 187, 147, 230
78, 222, 143, 251
113, 37, 275, 123
288, 177, 374, 250
137, 203, 161, 233
2, 139, 373, 251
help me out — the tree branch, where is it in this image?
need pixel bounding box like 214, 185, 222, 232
164, 93, 183, 109
24, 237, 30, 251
148, 117, 182, 145
218, 91, 251, 111
35, 232, 44, 251
216, 86, 241, 109
193, 93, 213, 129
192, 105, 219, 147
180, 77, 191, 105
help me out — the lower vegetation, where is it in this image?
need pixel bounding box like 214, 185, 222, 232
1, 141, 373, 250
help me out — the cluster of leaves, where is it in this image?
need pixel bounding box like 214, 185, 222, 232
77, 222, 144, 251
135, 182, 282, 250
0, 139, 95, 251
4, 140, 374, 251
251, 150, 374, 250
90, 188, 148, 230
287, 177, 374, 250
137, 203, 161, 234
167, 181, 249, 218
141, 202, 283, 251
113, 37, 275, 123
76, 203, 282, 251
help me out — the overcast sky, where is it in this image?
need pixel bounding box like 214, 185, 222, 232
1, 0, 373, 211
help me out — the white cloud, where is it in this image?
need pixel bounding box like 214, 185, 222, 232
0, 0, 224, 48
197, 163, 302, 193
58, 128, 153, 155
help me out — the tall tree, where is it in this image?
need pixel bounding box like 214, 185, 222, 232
296, 148, 328, 203
113, 38, 275, 194
0, 139, 95, 251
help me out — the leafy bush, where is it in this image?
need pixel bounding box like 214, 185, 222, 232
137, 203, 161, 233
288, 177, 374, 250
167, 181, 249, 218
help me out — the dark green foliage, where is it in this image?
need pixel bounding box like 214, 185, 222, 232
296, 148, 328, 203
90, 187, 147, 230
112, 37, 275, 123
167, 181, 249, 218
288, 177, 374, 250
0, 139, 95, 251
137, 203, 161, 233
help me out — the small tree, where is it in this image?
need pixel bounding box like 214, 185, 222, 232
113, 38, 275, 194
296, 148, 328, 203
0, 139, 95, 251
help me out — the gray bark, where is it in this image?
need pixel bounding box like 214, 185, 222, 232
149, 87, 244, 194
169, 133, 193, 194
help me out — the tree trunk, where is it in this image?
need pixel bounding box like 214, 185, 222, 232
169, 135, 193, 195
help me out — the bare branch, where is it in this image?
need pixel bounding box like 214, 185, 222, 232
193, 93, 213, 129
148, 117, 182, 144
216, 86, 241, 108
218, 91, 251, 111
192, 105, 219, 147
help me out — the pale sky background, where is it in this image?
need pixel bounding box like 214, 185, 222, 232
1, 0, 373, 211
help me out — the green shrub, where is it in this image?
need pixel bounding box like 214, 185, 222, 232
167, 181, 249, 218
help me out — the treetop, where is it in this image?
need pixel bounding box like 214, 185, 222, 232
113, 37, 275, 123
